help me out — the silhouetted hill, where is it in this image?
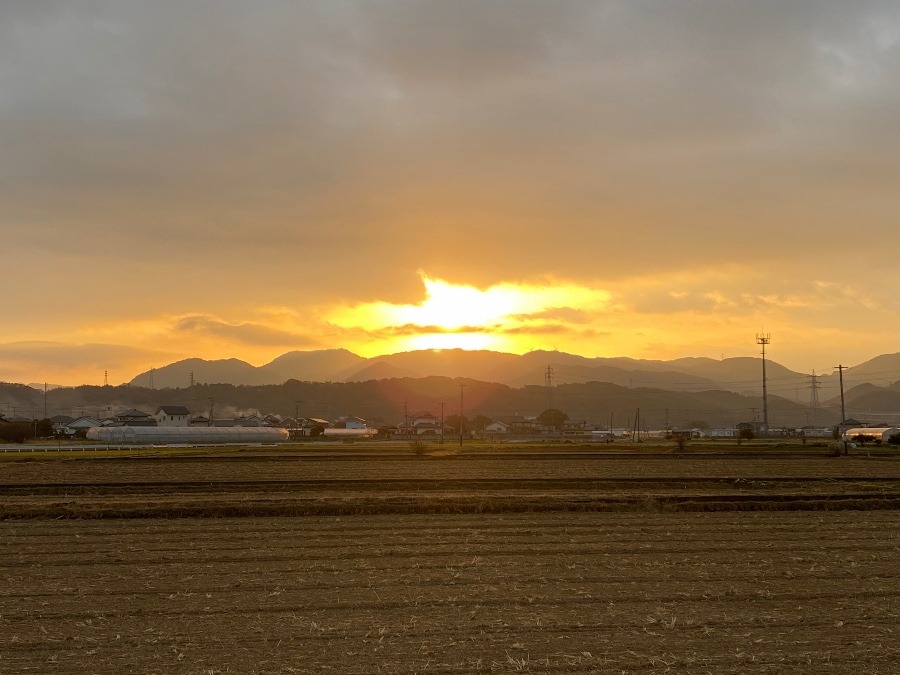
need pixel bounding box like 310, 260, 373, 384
2, 375, 873, 429
264, 349, 365, 382
341, 361, 418, 382
128, 358, 284, 388
122, 348, 900, 404
371, 348, 520, 379
833, 353, 900, 388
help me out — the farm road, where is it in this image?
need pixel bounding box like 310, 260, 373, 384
1, 511, 898, 674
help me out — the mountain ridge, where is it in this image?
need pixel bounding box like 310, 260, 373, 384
126, 348, 900, 397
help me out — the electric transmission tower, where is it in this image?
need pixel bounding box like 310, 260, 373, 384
808, 370, 820, 428
756, 333, 771, 434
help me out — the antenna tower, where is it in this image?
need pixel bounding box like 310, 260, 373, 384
103, 370, 108, 387
756, 333, 771, 434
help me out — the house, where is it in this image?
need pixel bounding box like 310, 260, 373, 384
49, 415, 75, 435
234, 414, 264, 427
401, 411, 442, 436
497, 415, 540, 435
115, 409, 156, 426
485, 421, 510, 434
155, 406, 191, 427
338, 415, 367, 429
65, 416, 104, 437
300, 417, 331, 436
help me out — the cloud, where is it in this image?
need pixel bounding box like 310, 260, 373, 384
172, 315, 321, 347
1, 2, 900, 380
0, 341, 174, 385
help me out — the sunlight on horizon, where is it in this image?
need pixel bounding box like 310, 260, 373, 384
326, 273, 612, 354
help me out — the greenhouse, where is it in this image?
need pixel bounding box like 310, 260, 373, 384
86, 426, 289, 444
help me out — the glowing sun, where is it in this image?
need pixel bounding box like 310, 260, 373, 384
326, 273, 610, 355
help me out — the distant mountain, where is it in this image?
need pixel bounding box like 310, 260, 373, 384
128, 358, 284, 388
828, 353, 900, 389
341, 361, 418, 382
123, 349, 900, 404
264, 349, 366, 382
372, 349, 520, 379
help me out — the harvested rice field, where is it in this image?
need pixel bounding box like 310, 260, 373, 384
1, 451, 898, 673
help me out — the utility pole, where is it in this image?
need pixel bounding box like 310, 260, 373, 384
208, 397, 214, 427
440, 401, 445, 445
104, 370, 108, 387
756, 333, 771, 435
835, 364, 848, 455
544, 366, 554, 410
459, 383, 466, 447
834, 365, 847, 426
44, 383, 48, 420
633, 408, 640, 442
404, 401, 409, 437
149, 367, 155, 390
190, 371, 195, 388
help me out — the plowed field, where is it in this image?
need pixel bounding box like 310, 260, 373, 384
1, 452, 898, 673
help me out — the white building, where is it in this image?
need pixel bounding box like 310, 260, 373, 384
155, 406, 191, 427
485, 421, 510, 434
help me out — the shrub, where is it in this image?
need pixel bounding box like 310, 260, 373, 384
410, 439, 428, 456
737, 428, 754, 445
888, 433, 900, 446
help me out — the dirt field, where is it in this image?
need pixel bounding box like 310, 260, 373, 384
1, 452, 898, 518
1, 451, 898, 673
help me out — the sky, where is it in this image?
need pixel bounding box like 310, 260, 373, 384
1, 1, 899, 386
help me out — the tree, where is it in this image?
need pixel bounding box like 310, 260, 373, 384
737, 428, 754, 445
35, 418, 53, 438
445, 414, 469, 435
537, 408, 568, 430
472, 414, 493, 434
0, 423, 27, 443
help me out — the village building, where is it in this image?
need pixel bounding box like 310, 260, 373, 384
115, 409, 155, 426
155, 406, 191, 427
484, 420, 510, 434
398, 411, 442, 436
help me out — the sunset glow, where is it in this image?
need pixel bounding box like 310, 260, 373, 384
1, 3, 899, 386
325, 274, 613, 355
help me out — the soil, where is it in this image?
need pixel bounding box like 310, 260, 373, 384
1, 451, 898, 673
